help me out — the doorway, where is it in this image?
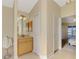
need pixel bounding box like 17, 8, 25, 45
61, 15, 76, 48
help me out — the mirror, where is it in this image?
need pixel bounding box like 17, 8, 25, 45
28, 20, 32, 32
17, 15, 33, 36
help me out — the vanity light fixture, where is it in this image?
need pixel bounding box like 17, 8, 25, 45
19, 15, 27, 21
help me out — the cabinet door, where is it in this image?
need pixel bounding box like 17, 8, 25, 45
18, 39, 33, 56
18, 41, 28, 55
26, 40, 33, 52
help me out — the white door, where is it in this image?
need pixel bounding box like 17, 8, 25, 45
33, 13, 41, 56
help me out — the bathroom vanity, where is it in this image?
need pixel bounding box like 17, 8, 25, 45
17, 36, 33, 56
17, 15, 33, 56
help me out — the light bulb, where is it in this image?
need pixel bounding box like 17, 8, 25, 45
19, 16, 23, 19
23, 17, 27, 20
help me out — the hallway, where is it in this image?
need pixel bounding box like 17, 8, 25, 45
50, 44, 76, 59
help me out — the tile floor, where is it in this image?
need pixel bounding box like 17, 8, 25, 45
19, 53, 40, 59
50, 44, 76, 59
18, 44, 76, 59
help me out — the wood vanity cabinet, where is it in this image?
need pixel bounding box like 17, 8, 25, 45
17, 37, 33, 56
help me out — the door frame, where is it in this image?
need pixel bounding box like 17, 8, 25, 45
58, 18, 62, 50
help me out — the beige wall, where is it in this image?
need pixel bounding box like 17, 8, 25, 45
61, 1, 76, 17
47, 0, 61, 58
40, 0, 48, 58
2, 6, 14, 38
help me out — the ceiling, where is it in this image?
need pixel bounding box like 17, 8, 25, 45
54, 0, 67, 7
54, 0, 75, 7
2, 0, 38, 13
17, 0, 38, 13
2, 0, 75, 13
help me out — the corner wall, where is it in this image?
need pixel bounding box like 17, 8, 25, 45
29, 0, 47, 59
47, 0, 61, 58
